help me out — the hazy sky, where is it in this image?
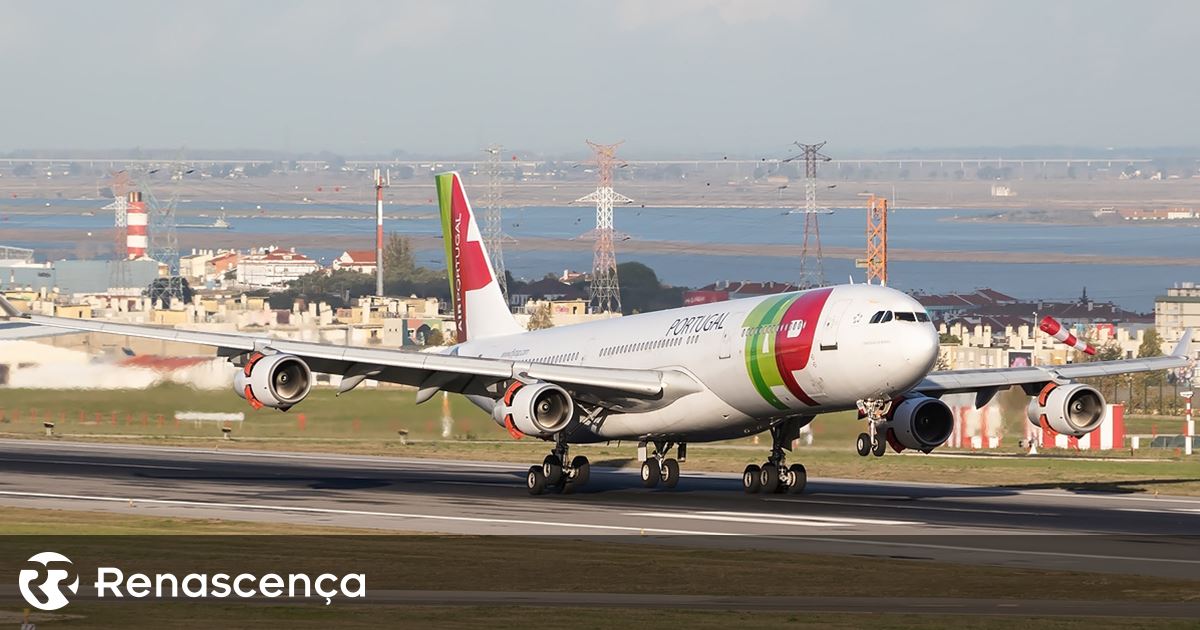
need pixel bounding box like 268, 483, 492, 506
1, 0, 1196, 156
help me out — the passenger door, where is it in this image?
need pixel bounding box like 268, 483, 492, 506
818, 299, 850, 351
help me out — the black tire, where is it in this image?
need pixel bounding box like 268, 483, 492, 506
742, 464, 761, 494
543, 454, 563, 485
661, 458, 681, 488
561, 480, 577, 495
570, 455, 591, 486
640, 459, 661, 488
855, 433, 871, 457
787, 463, 807, 494
527, 466, 546, 495
760, 463, 780, 494
871, 435, 887, 457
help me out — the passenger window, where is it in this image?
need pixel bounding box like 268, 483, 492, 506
895, 312, 916, 322
880, 311, 893, 323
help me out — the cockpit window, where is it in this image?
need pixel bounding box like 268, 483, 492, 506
895, 312, 916, 322
879, 311, 892, 323
915, 312, 930, 322
869, 311, 885, 324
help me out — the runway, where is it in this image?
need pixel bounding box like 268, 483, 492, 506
1, 438, 1198, 579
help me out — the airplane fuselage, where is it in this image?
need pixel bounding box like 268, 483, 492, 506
457, 284, 939, 442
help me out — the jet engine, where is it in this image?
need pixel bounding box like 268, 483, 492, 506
234, 353, 312, 411
886, 395, 954, 451
1027, 382, 1105, 437
492, 381, 575, 438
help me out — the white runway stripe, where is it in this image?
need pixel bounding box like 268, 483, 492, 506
0, 490, 737, 537
3, 458, 197, 471
625, 510, 919, 528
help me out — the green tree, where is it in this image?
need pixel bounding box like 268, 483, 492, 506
527, 302, 555, 330
1139, 329, 1164, 359
1138, 328, 1166, 390
423, 328, 445, 346
616, 261, 683, 315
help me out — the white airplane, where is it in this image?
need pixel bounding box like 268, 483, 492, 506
1, 172, 1190, 496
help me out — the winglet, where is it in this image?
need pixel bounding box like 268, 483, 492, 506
1172, 329, 1193, 358
0, 294, 28, 319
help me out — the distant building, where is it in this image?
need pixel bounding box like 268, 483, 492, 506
236, 247, 319, 288
1155, 283, 1200, 360
332, 250, 378, 275
917, 287, 1151, 334
683, 280, 799, 305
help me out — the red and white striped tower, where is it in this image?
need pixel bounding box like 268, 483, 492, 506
373, 168, 388, 297
126, 191, 148, 259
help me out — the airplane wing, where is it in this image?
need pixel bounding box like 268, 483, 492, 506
0, 297, 695, 407
914, 330, 1192, 404
0, 321, 75, 341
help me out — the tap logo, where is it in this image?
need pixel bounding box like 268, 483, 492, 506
18, 552, 79, 611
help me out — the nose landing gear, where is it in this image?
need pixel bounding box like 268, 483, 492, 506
742, 416, 812, 495
855, 399, 892, 458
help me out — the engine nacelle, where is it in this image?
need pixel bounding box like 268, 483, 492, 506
1027, 383, 1105, 437
886, 395, 954, 451
234, 353, 312, 411
492, 381, 575, 438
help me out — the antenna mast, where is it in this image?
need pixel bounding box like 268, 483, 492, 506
373, 168, 389, 297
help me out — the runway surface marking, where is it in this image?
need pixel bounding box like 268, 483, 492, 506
1, 458, 198, 471
776, 535, 1200, 566
1118, 507, 1200, 515
624, 510, 920, 527
764, 497, 1058, 517
0, 489, 737, 536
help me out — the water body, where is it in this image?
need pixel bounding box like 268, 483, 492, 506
1, 200, 1195, 311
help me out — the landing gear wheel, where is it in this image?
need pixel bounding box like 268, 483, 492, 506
570, 455, 591, 487
760, 463, 780, 494
543, 454, 564, 485
856, 433, 871, 457
661, 458, 681, 488
787, 463, 807, 494
871, 435, 887, 457
527, 466, 547, 495
742, 464, 762, 494
641, 459, 661, 488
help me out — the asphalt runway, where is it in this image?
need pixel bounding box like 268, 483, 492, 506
1, 438, 1199, 580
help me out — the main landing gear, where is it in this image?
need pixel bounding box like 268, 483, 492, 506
742, 417, 810, 495
639, 440, 685, 489
527, 435, 591, 495
855, 399, 890, 458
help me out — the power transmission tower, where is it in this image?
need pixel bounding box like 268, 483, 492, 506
104, 170, 132, 293
575, 140, 632, 315
783, 141, 832, 289
139, 161, 192, 305
482, 145, 509, 302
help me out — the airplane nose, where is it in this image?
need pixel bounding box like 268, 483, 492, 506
910, 325, 940, 372
897, 324, 940, 378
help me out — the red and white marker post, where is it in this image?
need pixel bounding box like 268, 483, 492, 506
1184, 391, 1195, 456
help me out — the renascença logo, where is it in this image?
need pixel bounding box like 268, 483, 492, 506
15, 551, 366, 609
18, 552, 80, 611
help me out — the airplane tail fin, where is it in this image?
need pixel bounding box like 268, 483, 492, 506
435, 172, 523, 343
